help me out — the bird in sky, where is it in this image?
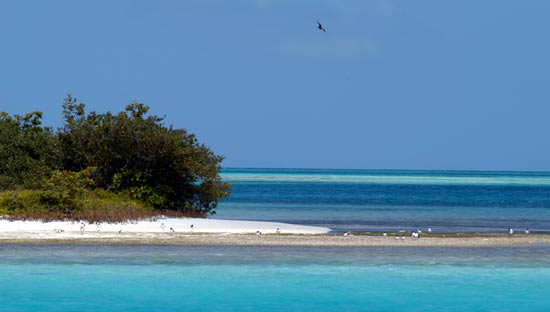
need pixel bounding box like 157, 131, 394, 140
317, 21, 326, 32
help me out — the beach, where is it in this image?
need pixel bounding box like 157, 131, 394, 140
1, 218, 549, 246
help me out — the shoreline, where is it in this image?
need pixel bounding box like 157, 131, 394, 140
2, 232, 550, 247
1, 218, 549, 247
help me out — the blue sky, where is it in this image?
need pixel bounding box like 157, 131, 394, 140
1, 0, 550, 171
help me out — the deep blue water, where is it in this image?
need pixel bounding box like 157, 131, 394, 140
216, 168, 550, 233
1, 245, 550, 312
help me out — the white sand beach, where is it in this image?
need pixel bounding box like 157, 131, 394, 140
2, 218, 550, 247
0, 217, 330, 238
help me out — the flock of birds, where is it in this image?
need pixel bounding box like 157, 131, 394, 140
51, 199, 532, 238
341, 227, 532, 240
53, 222, 284, 235
52, 222, 533, 237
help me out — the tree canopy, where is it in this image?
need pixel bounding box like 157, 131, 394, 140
0, 111, 61, 190
0, 95, 230, 220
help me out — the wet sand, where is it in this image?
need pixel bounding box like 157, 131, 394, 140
1, 232, 549, 247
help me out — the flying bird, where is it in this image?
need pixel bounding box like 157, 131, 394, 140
317, 21, 326, 32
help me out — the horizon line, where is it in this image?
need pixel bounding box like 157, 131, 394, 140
221, 167, 550, 174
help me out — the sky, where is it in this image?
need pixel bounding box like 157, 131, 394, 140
1, 0, 550, 171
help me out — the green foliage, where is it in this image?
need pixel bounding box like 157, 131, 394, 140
0, 111, 61, 189
112, 169, 172, 208
39, 167, 96, 214
0, 189, 43, 214
58, 96, 230, 215
0, 186, 152, 222
0, 95, 230, 219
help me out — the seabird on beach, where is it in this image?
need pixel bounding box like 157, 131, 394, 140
508, 228, 514, 235
428, 228, 432, 233
525, 228, 530, 234
383, 232, 387, 237
170, 227, 175, 232
256, 230, 262, 235
317, 21, 326, 32
276, 227, 280, 234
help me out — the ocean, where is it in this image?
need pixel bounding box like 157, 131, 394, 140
216, 168, 550, 233
1, 245, 550, 311
2, 168, 550, 311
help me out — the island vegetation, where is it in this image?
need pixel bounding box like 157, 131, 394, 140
0, 95, 230, 222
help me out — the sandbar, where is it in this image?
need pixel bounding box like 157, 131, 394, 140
1, 218, 549, 247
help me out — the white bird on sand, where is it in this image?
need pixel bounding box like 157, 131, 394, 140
170, 227, 175, 232
256, 231, 262, 235
525, 228, 530, 234
508, 228, 514, 235
383, 232, 387, 237
427, 228, 432, 233
276, 228, 281, 234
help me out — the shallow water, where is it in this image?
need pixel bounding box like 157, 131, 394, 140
217, 168, 550, 232
1, 245, 549, 311
5, 169, 550, 311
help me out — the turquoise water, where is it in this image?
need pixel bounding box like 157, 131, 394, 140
3, 169, 550, 311
217, 168, 550, 232
1, 245, 550, 311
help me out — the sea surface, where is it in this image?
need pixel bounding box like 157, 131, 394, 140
217, 168, 550, 233
1, 244, 550, 311
3, 168, 550, 311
